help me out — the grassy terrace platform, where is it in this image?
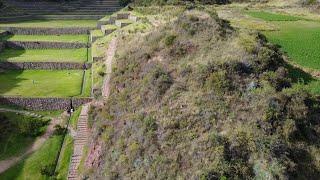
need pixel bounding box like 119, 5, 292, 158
0, 70, 83, 97
0, 48, 87, 62
1, 34, 89, 43
0, 20, 97, 28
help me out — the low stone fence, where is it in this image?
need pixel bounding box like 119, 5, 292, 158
0, 31, 8, 53
0, 27, 94, 35
0, 61, 92, 70
6, 41, 89, 49
0, 97, 93, 110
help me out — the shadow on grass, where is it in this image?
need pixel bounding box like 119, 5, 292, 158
0, 33, 28, 97
285, 63, 314, 84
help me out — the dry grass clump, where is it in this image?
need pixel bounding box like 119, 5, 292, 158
87, 9, 320, 179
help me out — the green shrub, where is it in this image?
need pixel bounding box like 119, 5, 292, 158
164, 34, 176, 46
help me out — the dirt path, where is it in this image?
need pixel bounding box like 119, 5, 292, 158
0, 113, 63, 173
102, 38, 117, 98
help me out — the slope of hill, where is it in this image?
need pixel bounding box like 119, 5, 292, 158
85, 8, 320, 179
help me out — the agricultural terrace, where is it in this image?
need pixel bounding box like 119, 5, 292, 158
0, 19, 93, 98
0, 70, 84, 97
0, 20, 97, 28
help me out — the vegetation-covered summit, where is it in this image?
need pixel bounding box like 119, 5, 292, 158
87, 8, 320, 179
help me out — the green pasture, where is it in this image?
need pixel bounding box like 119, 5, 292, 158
0, 135, 63, 180
0, 48, 87, 62
0, 20, 97, 28
0, 112, 48, 160
0, 70, 84, 97
247, 11, 320, 94
247, 11, 303, 21
1, 34, 88, 43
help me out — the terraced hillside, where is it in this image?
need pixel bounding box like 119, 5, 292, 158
0, 19, 95, 110
1, 0, 120, 17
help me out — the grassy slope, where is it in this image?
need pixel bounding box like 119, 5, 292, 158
0, 48, 87, 62
55, 135, 73, 180
2, 34, 88, 43
0, 135, 63, 180
89, 9, 320, 179
0, 70, 83, 97
0, 20, 97, 28
70, 107, 82, 130
0, 112, 46, 160
82, 70, 92, 97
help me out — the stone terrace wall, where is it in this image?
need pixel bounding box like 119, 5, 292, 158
0, 42, 5, 53
6, 41, 89, 49
0, 97, 93, 110
0, 27, 95, 35
0, 62, 92, 70
0, 31, 8, 52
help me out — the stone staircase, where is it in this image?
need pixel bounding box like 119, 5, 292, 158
68, 104, 90, 180
3, 0, 120, 16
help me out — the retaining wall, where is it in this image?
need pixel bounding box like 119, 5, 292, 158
93, 56, 104, 61
0, 61, 92, 70
117, 13, 130, 19
6, 41, 89, 49
0, 97, 93, 110
0, 27, 95, 35
0, 42, 5, 53
0, 15, 103, 23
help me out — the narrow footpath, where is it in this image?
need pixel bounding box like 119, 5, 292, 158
68, 104, 90, 180
102, 38, 117, 98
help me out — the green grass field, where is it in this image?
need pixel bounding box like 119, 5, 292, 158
0, 112, 47, 160
247, 11, 320, 94
264, 21, 320, 70
0, 48, 87, 62
0, 135, 63, 180
1, 34, 89, 43
247, 11, 302, 21
55, 135, 73, 180
0, 70, 83, 97
70, 107, 82, 130
0, 20, 97, 28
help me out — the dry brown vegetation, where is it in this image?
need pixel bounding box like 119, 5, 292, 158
86, 8, 320, 179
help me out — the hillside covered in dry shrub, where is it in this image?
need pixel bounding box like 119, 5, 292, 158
87, 8, 320, 179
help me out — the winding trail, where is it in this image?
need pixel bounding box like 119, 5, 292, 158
0, 113, 63, 173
